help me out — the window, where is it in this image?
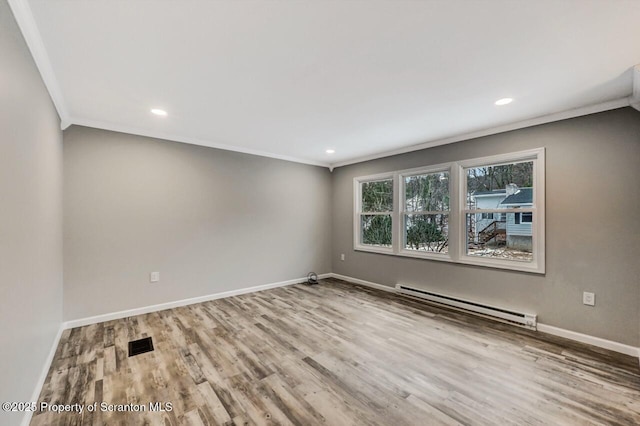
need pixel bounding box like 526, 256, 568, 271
464, 158, 536, 265
354, 148, 545, 273
399, 169, 450, 257
513, 212, 532, 224
354, 175, 394, 254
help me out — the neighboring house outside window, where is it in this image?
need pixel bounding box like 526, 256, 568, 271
472, 190, 506, 244
499, 188, 533, 251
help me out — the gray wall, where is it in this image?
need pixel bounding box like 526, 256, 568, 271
332, 108, 640, 347
63, 126, 332, 320
0, 0, 63, 424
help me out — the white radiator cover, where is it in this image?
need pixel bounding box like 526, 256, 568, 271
395, 284, 537, 329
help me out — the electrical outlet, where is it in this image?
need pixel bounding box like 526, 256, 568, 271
150, 272, 160, 283
583, 292, 595, 306
340, 253, 345, 261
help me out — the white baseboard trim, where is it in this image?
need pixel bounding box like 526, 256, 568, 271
330, 273, 640, 360
537, 323, 639, 358
329, 273, 396, 293
21, 324, 65, 426
63, 273, 331, 330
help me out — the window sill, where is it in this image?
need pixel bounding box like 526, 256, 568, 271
457, 255, 545, 274
353, 246, 544, 274
354, 245, 394, 255
397, 249, 453, 262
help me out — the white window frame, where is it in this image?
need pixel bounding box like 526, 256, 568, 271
353, 148, 545, 274
398, 164, 453, 261
353, 172, 395, 255
457, 148, 545, 274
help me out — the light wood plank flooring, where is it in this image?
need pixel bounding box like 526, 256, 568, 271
32, 278, 640, 425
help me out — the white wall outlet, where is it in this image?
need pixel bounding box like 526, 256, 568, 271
150, 272, 160, 283
340, 253, 345, 261
583, 291, 595, 306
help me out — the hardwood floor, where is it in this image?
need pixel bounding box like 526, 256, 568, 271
32, 278, 640, 425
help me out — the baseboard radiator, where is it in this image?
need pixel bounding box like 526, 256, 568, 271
395, 284, 537, 330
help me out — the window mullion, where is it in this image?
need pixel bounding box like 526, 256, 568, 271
448, 162, 460, 262
393, 172, 401, 254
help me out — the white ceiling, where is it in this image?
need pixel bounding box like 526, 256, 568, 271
15, 0, 640, 167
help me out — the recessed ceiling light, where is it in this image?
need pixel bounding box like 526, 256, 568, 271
326, 149, 335, 154
150, 108, 168, 116
494, 98, 513, 106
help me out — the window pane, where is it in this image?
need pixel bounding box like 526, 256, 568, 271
361, 180, 393, 212
466, 213, 533, 262
466, 161, 533, 209
361, 215, 392, 247
404, 214, 449, 253
405, 172, 449, 212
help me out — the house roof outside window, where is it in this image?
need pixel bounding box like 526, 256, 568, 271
500, 188, 533, 205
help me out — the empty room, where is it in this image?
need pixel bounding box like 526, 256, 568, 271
2, 0, 640, 425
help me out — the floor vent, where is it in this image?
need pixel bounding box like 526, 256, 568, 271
395, 284, 537, 329
128, 337, 154, 357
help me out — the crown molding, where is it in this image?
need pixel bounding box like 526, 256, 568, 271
69, 96, 631, 171
68, 116, 331, 168
329, 97, 631, 169
8, 0, 71, 128
630, 64, 640, 112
